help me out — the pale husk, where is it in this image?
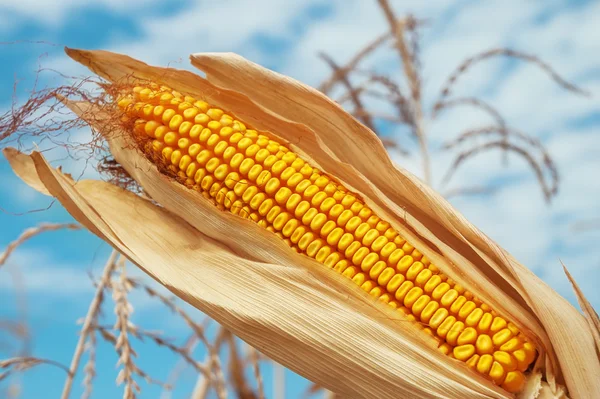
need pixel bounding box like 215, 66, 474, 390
562, 263, 600, 356
189, 52, 600, 399
3, 147, 503, 399
4, 47, 599, 398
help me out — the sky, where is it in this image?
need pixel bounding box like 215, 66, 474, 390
0, 0, 599, 398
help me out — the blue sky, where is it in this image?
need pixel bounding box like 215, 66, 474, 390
1, 1, 599, 398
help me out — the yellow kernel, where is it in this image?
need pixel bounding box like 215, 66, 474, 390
332, 260, 349, 273
224, 172, 240, 188
362, 229, 379, 247
265, 178, 281, 195
205, 158, 220, 173
302, 208, 318, 226
507, 322, 520, 336
266, 206, 282, 224
438, 344, 452, 355
200, 175, 214, 191
168, 114, 183, 131
310, 213, 328, 231
386, 274, 405, 294
208, 120, 221, 131
151, 140, 165, 152
367, 260, 386, 280
502, 371, 525, 393
214, 164, 230, 181
354, 223, 370, 240
458, 301, 477, 320
351, 247, 370, 266
380, 242, 397, 259
315, 246, 332, 263
454, 345, 476, 361
360, 280, 377, 293
493, 351, 517, 372
465, 308, 484, 327
164, 132, 179, 146
437, 316, 457, 339
489, 361, 506, 384
478, 313, 494, 333
377, 267, 396, 287
179, 155, 192, 171
466, 354, 480, 369
323, 253, 341, 268
143, 120, 161, 137
352, 274, 367, 288
403, 287, 423, 308
311, 192, 328, 208
492, 328, 513, 347
419, 301, 439, 324
171, 150, 183, 166
285, 193, 302, 213
476, 354, 494, 375
490, 317, 508, 333
320, 220, 337, 238
411, 294, 430, 317
429, 308, 449, 329
446, 321, 465, 346
394, 281, 414, 302
207, 108, 224, 120
396, 255, 414, 273
414, 269, 433, 288
440, 289, 459, 307
234, 180, 250, 196
450, 295, 467, 314
154, 126, 169, 140
337, 233, 354, 251
457, 327, 478, 345
337, 210, 354, 228
193, 169, 207, 184
476, 334, 494, 355
344, 217, 361, 233
341, 266, 358, 279
294, 201, 310, 218
406, 262, 424, 281
326, 228, 343, 246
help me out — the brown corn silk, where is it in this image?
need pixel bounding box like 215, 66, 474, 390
4, 48, 599, 398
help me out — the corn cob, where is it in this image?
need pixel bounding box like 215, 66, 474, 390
116, 84, 537, 393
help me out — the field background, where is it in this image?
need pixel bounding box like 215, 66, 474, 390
1, 1, 599, 398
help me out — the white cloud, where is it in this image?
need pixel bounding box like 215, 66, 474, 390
0, 249, 94, 296
0, 0, 161, 26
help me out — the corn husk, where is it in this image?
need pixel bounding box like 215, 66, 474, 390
3, 48, 599, 398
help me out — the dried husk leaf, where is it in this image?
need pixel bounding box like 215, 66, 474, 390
5, 47, 598, 397
69, 48, 600, 397
189, 53, 600, 398
4, 147, 51, 195
66, 49, 544, 346
69, 85, 511, 396
3, 147, 503, 399
186, 55, 548, 325
62, 49, 514, 396
562, 263, 600, 356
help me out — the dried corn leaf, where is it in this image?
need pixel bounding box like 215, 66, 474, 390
3, 47, 599, 398
562, 263, 600, 356
4, 147, 504, 399
190, 52, 600, 398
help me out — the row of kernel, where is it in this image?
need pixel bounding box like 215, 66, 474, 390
138, 114, 518, 363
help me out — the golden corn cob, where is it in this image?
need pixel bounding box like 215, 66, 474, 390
116, 84, 537, 393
